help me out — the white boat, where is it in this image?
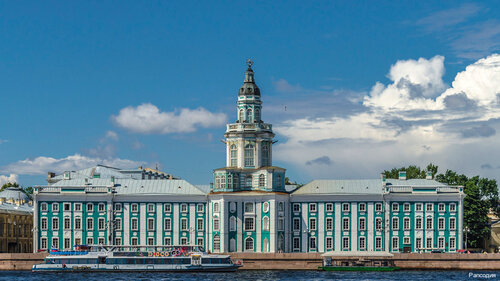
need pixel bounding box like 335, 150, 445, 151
32, 245, 242, 272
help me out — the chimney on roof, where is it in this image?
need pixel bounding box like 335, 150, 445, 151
398, 171, 406, 180
426, 171, 433, 180
48, 172, 56, 179
381, 173, 386, 186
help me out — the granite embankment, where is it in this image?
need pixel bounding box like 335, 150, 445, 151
1, 252, 500, 270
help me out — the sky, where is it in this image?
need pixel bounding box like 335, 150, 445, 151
1, 1, 500, 187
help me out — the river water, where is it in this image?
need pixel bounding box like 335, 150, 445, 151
0, 270, 498, 280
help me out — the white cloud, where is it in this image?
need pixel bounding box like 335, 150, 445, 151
0, 174, 18, 186
0, 139, 8, 144
1, 154, 141, 175
274, 54, 500, 181
105, 131, 119, 141
112, 103, 227, 134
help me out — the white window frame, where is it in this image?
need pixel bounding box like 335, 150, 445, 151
415, 203, 423, 211
131, 218, 138, 231
325, 203, 333, 212
359, 203, 366, 212
309, 203, 317, 213
263, 202, 269, 213
326, 217, 333, 231
404, 217, 410, 230
359, 217, 366, 231
64, 217, 71, 230
293, 203, 300, 212
403, 236, 410, 245
148, 237, 155, 246
309, 237, 316, 250
197, 218, 204, 231
180, 237, 188, 245
52, 203, 59, 212
41, 237, 48, 249
359, 236, 366, 250
86, 203, 93, 212
426, 203, 433, 212
416, 217, 423, 229
403, 203, 410, 212
41, 203, 48, 212
392, 217, 399, 230
293, 218, 301, 231
450, 217, 456, 230
392, 237, 399, 252
52, 237, 59, 249
426, 217, 433, 229
64, 203, 71, 211
375, 217, 383, 231
342, 203, 349, 212
450, 203, 456, 212
41, 217, 48, 230
148, 218, 155, 231
293, 237, 300, 251
326, 237, 333, 250
98, 203, 105, 212
438, 217, 445, 230
375, 203, 382, 212
74, 203, 82, 211
52, 217, 59, 230
87, 218, 93, 230
114, 203, 121, 212
438, 203, 445, 212
180, 203, 188, 213
147, 203, 155, 213
131, 237, 138, 246
245, 237, 254, 251
244, 217, 254, 231
164, 237, 171, 246
309, 218, 316, 231
98, 218, 105, 230
197, 237, 204, 246
342, 217, 349, 231
342, 237, 349, 250
164, 203, 172, 213
449, 237, 456, 249
197, 204, 204, 213
244, 202, 254, 213
375, 237, 382, 250
131, 203, 138, 213
392, 203, 399, 212
180, 218, 188, 231
115, 218, 121, 231
214, 218, 220, 231
164, 218, 171, 231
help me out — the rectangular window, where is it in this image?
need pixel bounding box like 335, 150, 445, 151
181, 204, 188, 213
404, 217, 410, 230
148, 218, 155, 231
392, 237, 399, 251
359, 237, 366, 250
52, 203, 59, 212
449, 237, 456, 249
416, 237, 422, 250
426, 237, 433, 249
164, 203, 171, 213
342, 203, 349, 212
197, 238, 204, 246
214, 219, 220, 231
309, 237, 316, 250
148, 203, 155, 213
375, 237, 382, 250
416, 203, 423, 211
309, 203, 317, 212
131, 204, 138, 212
197, 218, 204, 231
293, 237, 300, 251
426, 203, 433, 212
342, 237, 349, 250
164, 218, 171, 231
450, 203, 456, 212
438, 237, 445, 249
359, 217, 366, 230
342, 218, 349, 231
98, 203, 105, 212
326, 217, 333, 231
87, 218, 93, 230
403, 237, 410, 244
87, 237, 93, 245
41, 238, 47, 249
115, 237, 122, 246
41, 218, 48, 230
114, 203, 122, 212
392, 203, 399, 212
438, 203, 445, 212
52, 218, 59, 230
148, 237, 154, 246
131, 237, 138, 246
403, 203, 410, 212
197, 204, 204, 213
293, 218, 301, 231
74, 203, 81, 211
52, 238, 59, 250
64, 238, 71, 249
309, 218, 316, 231
326, 237, 333, 250
375, 218, 383, 231
426, 217, 433, 229
180, 237, 188, 245
115, 218, 121, 230
87, 203, 93, 212
375, 203, 382, 212
326, 203, 333, 212
41, 203, 48, 212
392, 217, 399, 230
244, 217, 254, 231
359, 203, 366, 212
64, 203, 71, 211
131, 218, 138, 231
293, 203, 300, 212
450, 217, 456, 230
64, 217, 71, 230
181, 218, 188, 231
416, 217, 422, 229
98, 218, 105, 230
438, 218, 445, 230
164, 237, 171, 246
244, 202, 253, 213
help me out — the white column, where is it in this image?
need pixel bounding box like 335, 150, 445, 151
207, 200, 212, 251
173, 203, 179, 245
255, 140, 261, 168
124, 203, 130, 245
33, 194, 39, 252
157, 203, 163, 245
301, 203, 308, 251
270, 200, 276, 252
318, 203, 325, 252
334, 203, 341, 251
221, 200, 227, 252
238, 139, 244, 168
351, 202, 357, 251
384, 200, 390, 252
237, 200, 243, 252
459, 197, 464, 250
256, 201, 262, 252
368, 203, 374, 251
190, 203, 196, 246
140, 203, 146, 245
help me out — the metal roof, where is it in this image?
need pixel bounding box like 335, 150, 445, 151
385, 178, 446, 186
292, 179, 383, 195
0, 187, 30, 201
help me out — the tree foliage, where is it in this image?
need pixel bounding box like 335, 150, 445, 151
384, 163, 499, 249
0, 182, 19, 192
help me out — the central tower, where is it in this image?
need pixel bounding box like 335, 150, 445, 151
212, 60, 286, 192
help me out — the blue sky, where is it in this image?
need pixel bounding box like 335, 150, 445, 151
2, 1, 500, 187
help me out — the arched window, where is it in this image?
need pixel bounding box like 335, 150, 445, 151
230, 238, 236, 252
230, 216, 236, 231
263, 238, 269, 252
233, 174, 239, 188
276, 174, 282, 187
278, 234, 284, 252
230, 144, 238, 167
227, 174, 233, 189
215, 176, 220, 189
245, 237, 254, 251
245, 175, 253, 188
247, 109, 253, 123
244, 144, 254, 167
220, 175, 226, 189
239, 109, 245, 122
263, 216, 269, 231
259, 174, 265, 188
255, 108, 260, 122
261, 142, 269, 166
213, 234, 220, 252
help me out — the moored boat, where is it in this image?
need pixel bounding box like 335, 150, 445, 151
32, 245, 242, 272
317, 251, 400, 272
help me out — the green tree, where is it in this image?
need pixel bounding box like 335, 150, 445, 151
0, 182, 19, 192
23, 186, 34, 196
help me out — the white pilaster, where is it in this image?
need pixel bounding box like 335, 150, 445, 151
368, 202, 374, 251
173, 203, 179, 245
140, 203, 146, 245
335, 203, 341, 251
256, 201, 262, 252
351, 202, 357, 251
270, 200, 276, 252
301, 203, 308, 251
318, 203, 324, 252
189, 203, 196, 246
124, 203, 129, 245
237, 201, 243, 252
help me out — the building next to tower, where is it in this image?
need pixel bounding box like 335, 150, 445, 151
32, 61, 465, 254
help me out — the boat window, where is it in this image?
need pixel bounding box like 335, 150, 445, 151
146, 258, 154, 264
98, 256, 106, 264
126, 259, 135, 264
